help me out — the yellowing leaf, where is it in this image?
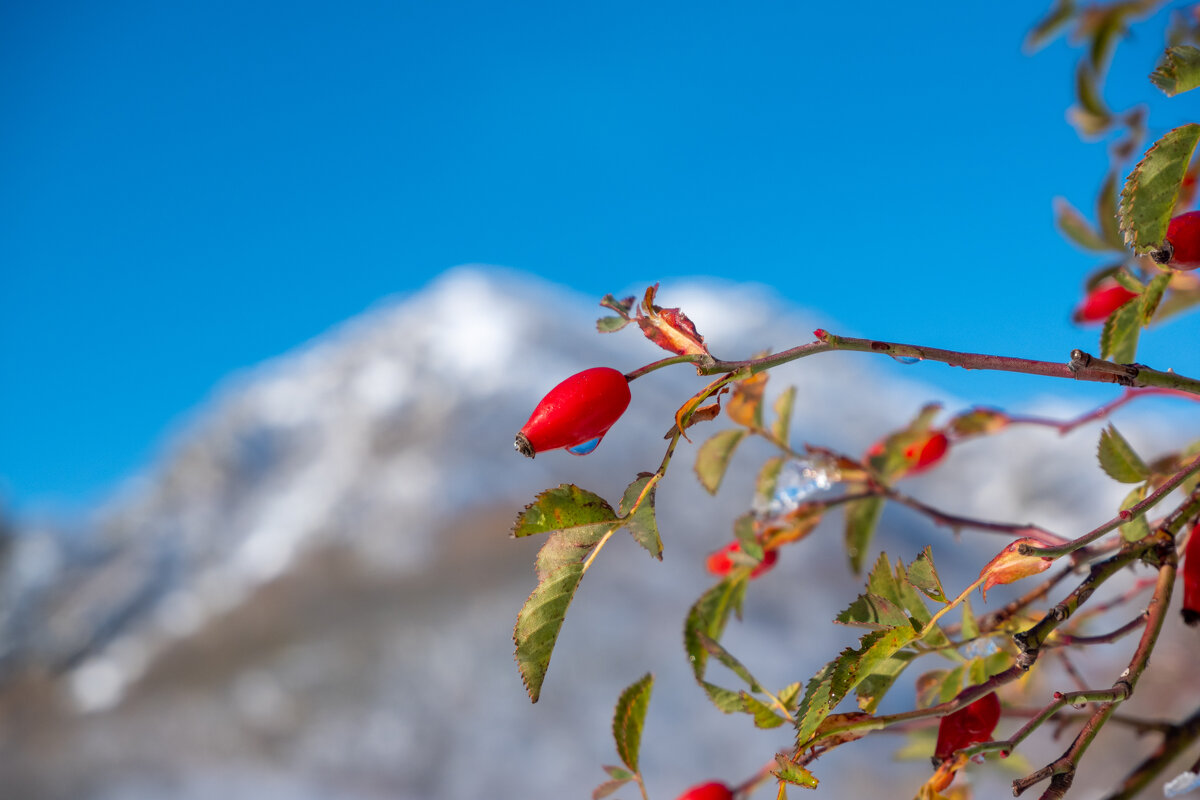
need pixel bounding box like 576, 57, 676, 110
695, 429, 747, 495
727, 371, 768, 429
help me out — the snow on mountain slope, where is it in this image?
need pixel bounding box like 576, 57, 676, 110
0, 266, 1176, 799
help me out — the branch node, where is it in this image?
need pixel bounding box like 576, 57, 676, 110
1069, 350, 1091, 374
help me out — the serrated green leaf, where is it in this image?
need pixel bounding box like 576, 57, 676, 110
1150, 45, 1200, 97
535, 523, 617, 581
961, 595, 980, 642
835, 592, 910, 630
1055, 196, 1116, 252
701, 681, 746, 713
1100, 299, 1141, 362
619, 473, 662, 560
855, 650, 915, 713
1140, 271, 1170, 325
907, 546, 947, 603
1025, 0, 1073, 52
696, 631, 762, 693
1119, 124, 1200, 253
844, 496, 884, 574
741, 692, 788, 729
596, 315, 632, 333
612, 672, 653, 773
1097, 172, 1123, 249
695, 429, 747, 495
794, 665, 835, 747
1098, 425, 1150, 483
513, 484, 617, 538
1119, 484, 1150, 542
773, 756, 819, 789
795, 625, 916, 747
895, 560, 952, 649
771, 386, 797, 444
684, 577, 748, 679
514, 562, 586, 702
867, 551, 903, 607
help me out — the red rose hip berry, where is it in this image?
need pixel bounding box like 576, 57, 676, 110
1073, 281, 1138, 323
705, 541, 778, 579
675, 781, 734, 800
515, 367, 631, 458
1183, 521, 1200, 626
904, 430, 949, 475
934, 691, 1001, 764
1151, 210, 1200, 270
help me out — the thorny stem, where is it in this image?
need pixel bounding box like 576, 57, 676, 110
622, 332, 1200, 397
801, 496, 1189, 764
1005, 387, 1200, 434
579, 431, 681, 576
1046, 612, 1147, 648
1012, 539, 1160, 667
882, 486, 1069, 547
976, 565, 1076, 633
1011, 549, 1177, 798
1020, 451, 1200, 559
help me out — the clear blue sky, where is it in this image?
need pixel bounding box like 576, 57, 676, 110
3, 1, 1198, 513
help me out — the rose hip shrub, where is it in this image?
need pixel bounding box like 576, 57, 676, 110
510, 8, 1200, 800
